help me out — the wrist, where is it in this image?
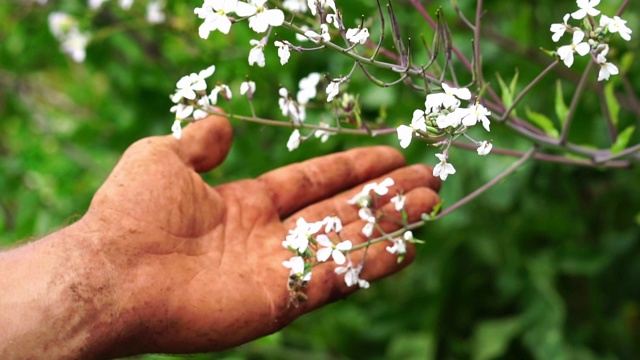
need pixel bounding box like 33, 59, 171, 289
0, 219, 136, 359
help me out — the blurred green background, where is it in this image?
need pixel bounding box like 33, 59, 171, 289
1, 1, 639, 359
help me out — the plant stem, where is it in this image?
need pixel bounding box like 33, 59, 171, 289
560, 61, 593, 144
436, 146, 537, 218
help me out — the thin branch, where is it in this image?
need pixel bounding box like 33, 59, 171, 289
436, 146, 538, 218
594, 143, 640, 163
497, 60, 559, 122
560, 61, 594, 144
449, 140, 630, 168
596, 80, 618, 143
473, 0, 484, 87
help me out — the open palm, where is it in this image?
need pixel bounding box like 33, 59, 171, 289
85, 115, 440, 356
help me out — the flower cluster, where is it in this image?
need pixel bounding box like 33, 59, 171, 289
397, 83, 493, 181
550, 0, 632, 81
47, 1, 166, 62
168, 65, 219, 138
195, 0, 284, 37
279, 72, 345, 151
282, 215, 359, 298
281, 175, 415, 297
48, 12, 90, 63
348, 177, 395, 237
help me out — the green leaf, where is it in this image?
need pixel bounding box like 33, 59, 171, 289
525, 107, 559, 138
611, 126, 635, 154
554, 80, 568, 125
509, 69, 519, 97
472, 316, 523, 360
496, 70, 519, 117
604, 81, 620, 126
620, 51, 635, 73
387, 332, 436, 360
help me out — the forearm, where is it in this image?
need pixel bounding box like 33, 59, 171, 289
0, 221, 126, 359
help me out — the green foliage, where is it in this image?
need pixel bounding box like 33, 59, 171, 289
496, 70, 519, 117
1, 1, 640, 359
554, 80, 569, 126
525, 106, 560, 138
611, 126, 635, 154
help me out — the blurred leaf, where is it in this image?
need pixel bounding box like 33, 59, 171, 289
525, 106, 559, 138
472, 316, 523, 360
495, 70, 519, 117
554, 80, 568, 125
604, 81, 621, 126
386, 332, 435, 360
620, 51, 635, 73
611, 126, 635, 154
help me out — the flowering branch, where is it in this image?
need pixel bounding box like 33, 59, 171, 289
43, 0, 639, 303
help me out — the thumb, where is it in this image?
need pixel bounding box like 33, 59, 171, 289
173, 114, 233, 173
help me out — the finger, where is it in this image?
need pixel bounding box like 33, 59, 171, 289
283, 164, 440, 229
258, 146, 406, 218
173, 114, 233, 173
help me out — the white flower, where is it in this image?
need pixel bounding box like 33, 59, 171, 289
390, 193, 406, 211
240, 81, 256, 96
274, 40, 291, 65
171, 120, 183, 139
193, 96, 211, 120
461, 103, 491, 131
283, 0, 308, 12
557, 31, 590, 67
171, 65, 216, 102
283, 217, 323, 252
596, 50, 619, 81
209, 83, 232, 104
346, 27, 370, 45
236, 0, 285, 33
119, 0, 134, 10
170, 103, 194, 119
550, 14, 571, 42
314, 122, 332, 143
477, 141, 493, 155
279, 88, 306, 123
372, 177, 394, 195
433, 153, 456, 181
386, 231, 411, 255
397, 109, 427, 148
600, 15, 632, 41
146, 0, 166, 24
347, 177, 395, 206
297, 72, 322, 104
89, 0, 108, 10
307, 0, 336, 16
571, 0, 600, 20
335, 261, 369, 288
326, 13, 340, 29
60, 30, 90, 62
322, 216, 342, 233
296, 25, 312, 41
436, 107, 467, 129
248, 39, 266, 67
48, 12, 76, 38
194, 0, 239, 38
287, 129, 301, 151
326, 78, 345, 102
425, 83, 472, 113
316, 235, 352, 264
282, 256, 305, 275
304, 23, 330, 43
358, 207, 376, 237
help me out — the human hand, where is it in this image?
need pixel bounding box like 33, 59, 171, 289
6, 115, 440, 358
